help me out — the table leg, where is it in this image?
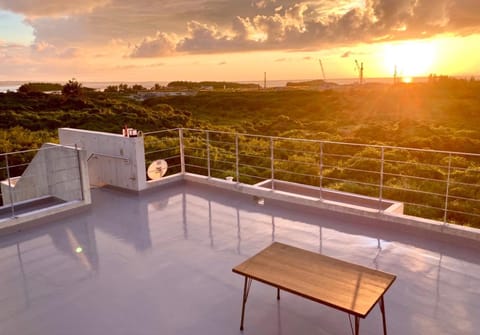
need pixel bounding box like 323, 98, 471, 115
240, 277, 253, 331
355, 316, 360, 335
277, 287, 280, 300
379, 296, 387, 335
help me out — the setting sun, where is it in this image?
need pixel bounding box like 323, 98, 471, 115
383, 40, 437, 79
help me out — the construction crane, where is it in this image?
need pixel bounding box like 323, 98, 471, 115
355, 60, 364, 85
319, 59, 326, 81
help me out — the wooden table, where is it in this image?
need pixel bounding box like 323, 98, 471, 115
232, 242, 396, 334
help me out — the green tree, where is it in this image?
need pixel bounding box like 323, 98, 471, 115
18, 83, 34, 93
132, 84, 146, 91
118, 83, 130, 92
104, 85, 119, 93
18, 82, 62, 93
62, 79, 83, 98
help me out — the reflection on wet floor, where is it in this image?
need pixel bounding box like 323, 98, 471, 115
0, 181, 479, 335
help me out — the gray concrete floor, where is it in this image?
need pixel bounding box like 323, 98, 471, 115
1, 180, 479, 335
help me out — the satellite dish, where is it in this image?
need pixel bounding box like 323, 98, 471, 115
147, 159, 168, 180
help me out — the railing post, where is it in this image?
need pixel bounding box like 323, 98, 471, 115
75, 144, 85, 201
206, 131, 211, 178
5, 154, 15, 218
319, 142, 324, 200
443, 153, 452, 224
270, 137, 275, 190
179, 128, 185, 174
379, 147, 385, 212
235, 134, 239, 182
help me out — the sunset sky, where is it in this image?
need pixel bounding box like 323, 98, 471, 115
1, 0, 480, 83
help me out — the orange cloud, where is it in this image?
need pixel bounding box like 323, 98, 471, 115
0, 0, 111, 17
7, 0, 480, 56
131, 32, 177, 58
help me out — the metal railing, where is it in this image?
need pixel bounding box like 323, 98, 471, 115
144, 129, 183, 175
144, 128, 480, 228
0, 145, 85, 220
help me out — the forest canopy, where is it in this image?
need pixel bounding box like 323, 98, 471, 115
2, 77, 480, 152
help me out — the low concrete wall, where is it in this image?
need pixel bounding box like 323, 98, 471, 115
1, 143, 90, 205
183, 173, 385, 215
46, 144, 89, 202
0, 200, 89, 236
254, 179, 403, 213
0, 143, 91, 236
59, 128, 147, 191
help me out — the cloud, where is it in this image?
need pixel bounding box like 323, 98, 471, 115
131, 32, 177, 57
339, 49, 368, 59
171, 4, 313, 54
371, 0, 414, 30
252, 0, 278, 10
445, 0, 480, 33
0, 0, 110, 17
32, 41, 55, 53
116, 62, 165, 70
176, 21, 233, 53
131, 1, 480, 56
0, 40, 30, 60
31, 41, 80, 59
3, 0, 480, 59
58, 47, 80, 58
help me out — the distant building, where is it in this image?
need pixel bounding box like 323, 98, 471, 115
131, 90, 197, 101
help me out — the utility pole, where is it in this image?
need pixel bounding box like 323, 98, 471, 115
355, 60, 364, 85
319, 59, 326, 81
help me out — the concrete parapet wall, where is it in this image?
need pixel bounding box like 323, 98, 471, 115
59, 128, 146, 191
0, 200, 89, 237
45, 144, 85, 201
1, 153, 48, 204
1, 143, 90, 205
254, 179, 403, 213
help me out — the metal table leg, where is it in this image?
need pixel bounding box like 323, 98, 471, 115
240, 277, 253, 331
379, 296, 388, 335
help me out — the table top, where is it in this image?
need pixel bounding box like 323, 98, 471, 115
232, 242, 396, 317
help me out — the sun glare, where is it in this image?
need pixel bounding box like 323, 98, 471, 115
383, 40, 437, 79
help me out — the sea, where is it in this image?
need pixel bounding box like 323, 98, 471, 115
0, 77, 434, 93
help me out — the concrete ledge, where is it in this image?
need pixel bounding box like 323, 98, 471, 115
144, 174, 184, 190
254, 179, 402, 213
0, 200, 90, 237
384, 212, 480, 242
184, 174, 388, 215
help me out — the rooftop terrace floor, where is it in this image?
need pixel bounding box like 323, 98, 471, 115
1, 181, 479, 335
